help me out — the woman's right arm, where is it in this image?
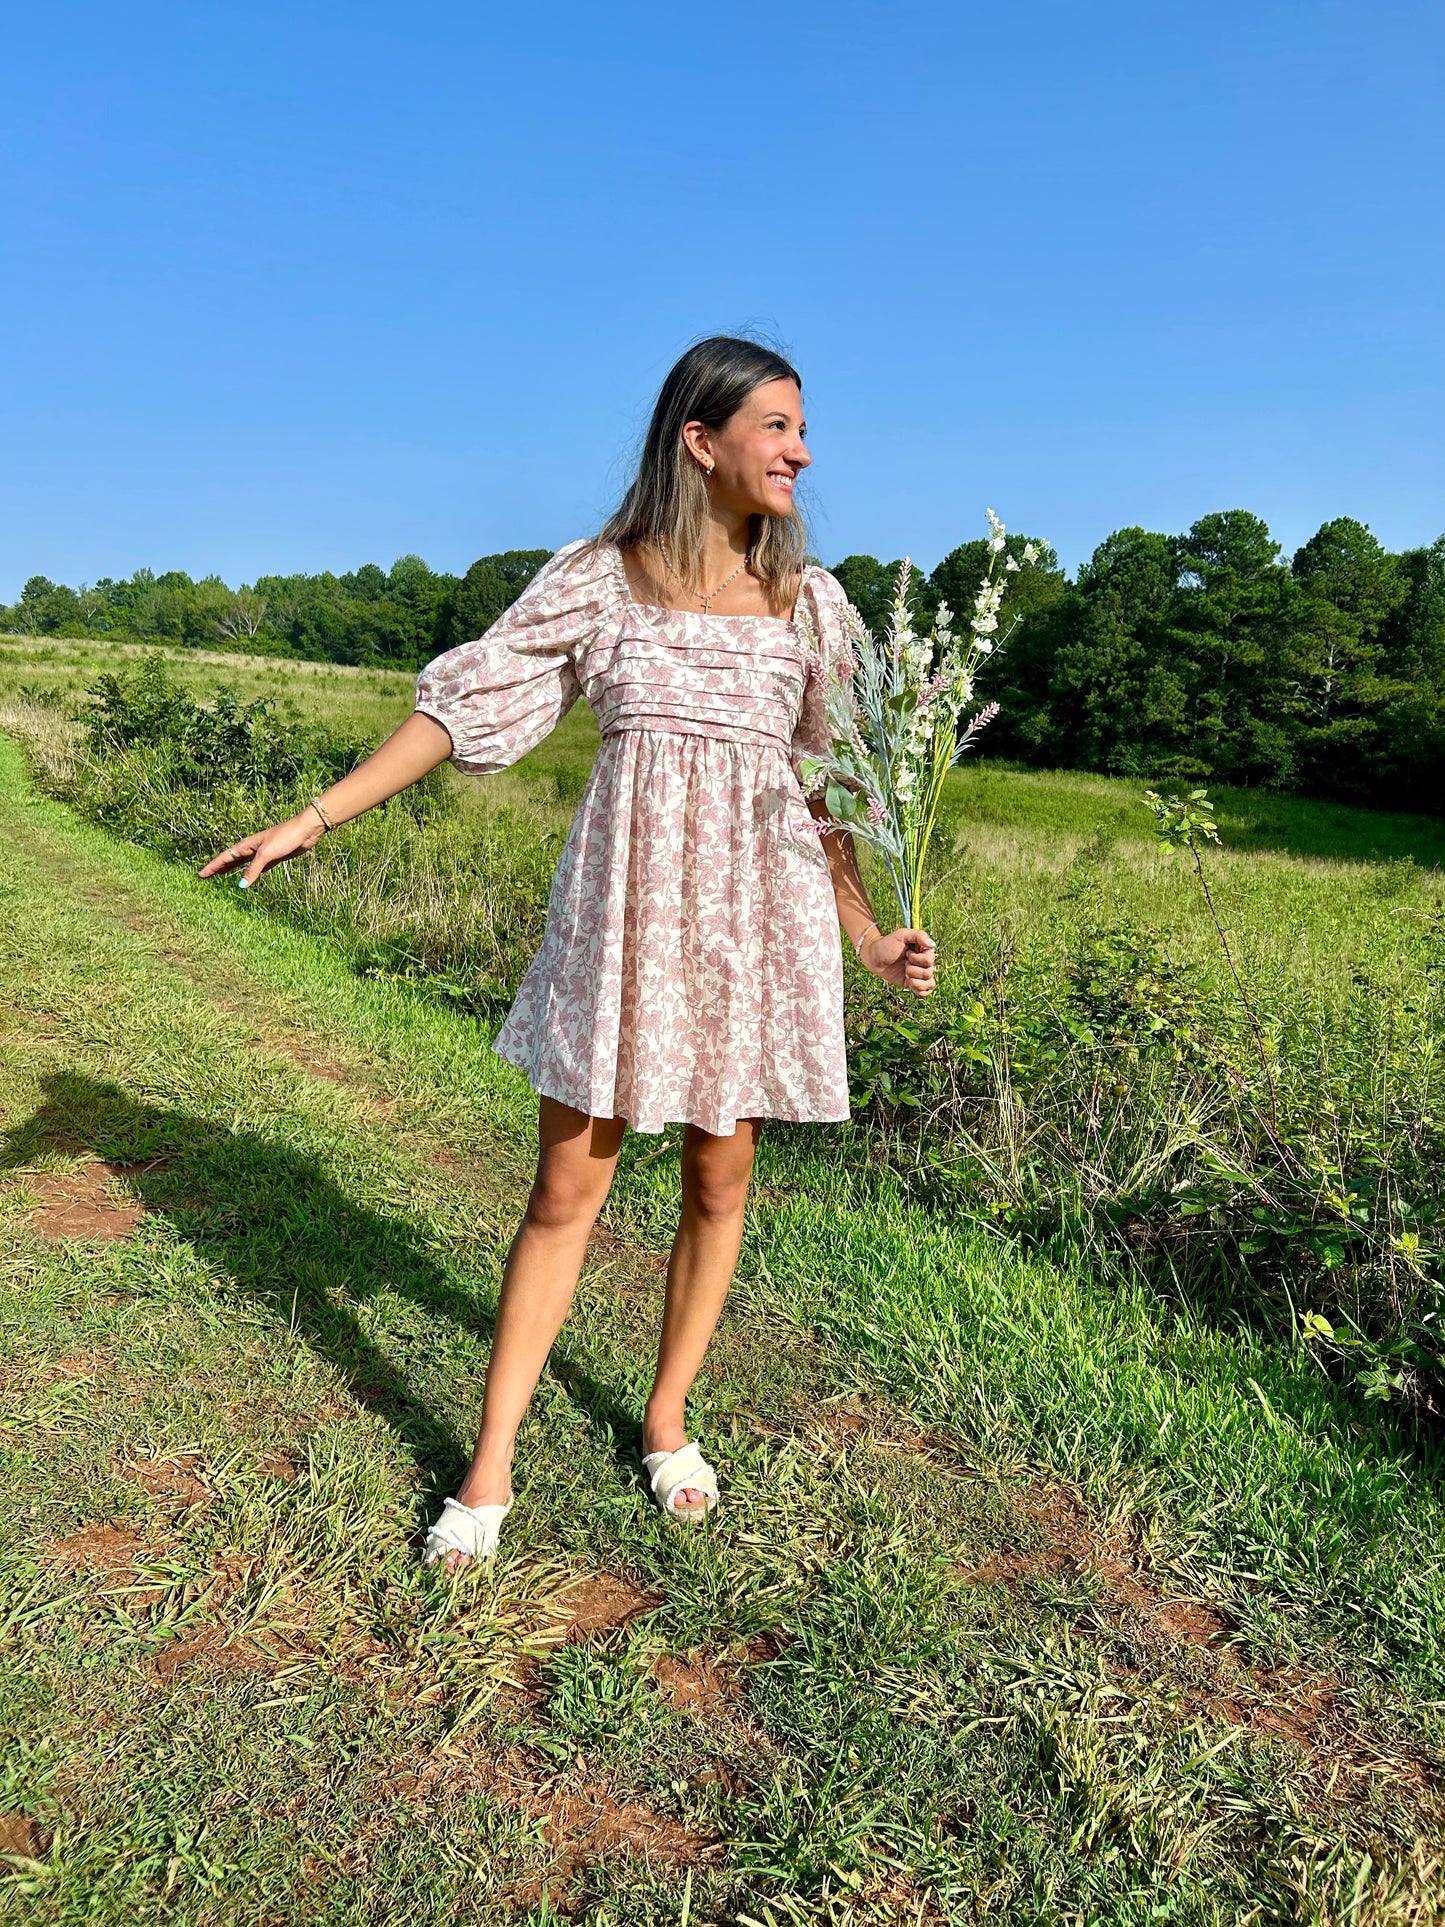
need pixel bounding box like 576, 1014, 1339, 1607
198, 710, 454, 887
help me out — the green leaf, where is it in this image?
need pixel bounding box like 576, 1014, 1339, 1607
825, 780, 859, 822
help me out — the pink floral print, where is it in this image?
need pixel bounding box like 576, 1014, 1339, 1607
414, 540, 856, 1136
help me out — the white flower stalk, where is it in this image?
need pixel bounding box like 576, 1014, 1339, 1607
798, 513, 1046, 931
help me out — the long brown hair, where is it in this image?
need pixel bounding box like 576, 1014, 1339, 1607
588, 336, 808, 606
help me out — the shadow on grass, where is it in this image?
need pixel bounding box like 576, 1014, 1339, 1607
3, 1069, 642, 1508
956, 760, 1445, 867
1207, 786, 1445, 867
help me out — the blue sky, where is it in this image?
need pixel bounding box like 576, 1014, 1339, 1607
3, 0, 1442, 598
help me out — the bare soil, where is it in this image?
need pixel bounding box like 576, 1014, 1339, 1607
558, 1572, 664, 1641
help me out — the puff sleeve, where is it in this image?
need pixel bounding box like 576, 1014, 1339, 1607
789, 566, 856, 782
414, 539, 617, 776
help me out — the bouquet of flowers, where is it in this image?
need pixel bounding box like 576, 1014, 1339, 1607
798, 510, 1043, 931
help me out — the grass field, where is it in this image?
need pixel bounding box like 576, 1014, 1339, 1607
3, 640, 1445, 1923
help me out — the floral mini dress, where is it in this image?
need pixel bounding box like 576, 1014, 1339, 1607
413, 539, 855, 1136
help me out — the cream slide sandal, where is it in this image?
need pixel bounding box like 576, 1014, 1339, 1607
642, 1441, 719, 1523
422, 1495, 512, 1568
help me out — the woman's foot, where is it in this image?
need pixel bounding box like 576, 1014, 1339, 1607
422, 1493, 513, 1571
642, 1410, 711, 1515
643, 1418, 720, 1518
430, 1460, 512, 1571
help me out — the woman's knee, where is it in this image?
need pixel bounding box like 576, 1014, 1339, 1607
684, 1162, 753, 1224
525, 1162, 611, 1231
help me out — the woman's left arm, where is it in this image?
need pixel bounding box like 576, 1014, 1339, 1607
810, 798, 936, 998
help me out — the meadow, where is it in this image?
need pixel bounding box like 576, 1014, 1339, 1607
2, 636, 1445, 1924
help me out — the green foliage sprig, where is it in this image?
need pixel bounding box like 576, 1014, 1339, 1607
1144, 786, 1283, 1139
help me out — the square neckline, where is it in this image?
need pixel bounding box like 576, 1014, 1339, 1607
608, 541, 808, 627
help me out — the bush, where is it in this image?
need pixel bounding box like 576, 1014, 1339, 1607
38, 655, 558, 1020
82, 655, 364, 793
841, 803, 1445, 1410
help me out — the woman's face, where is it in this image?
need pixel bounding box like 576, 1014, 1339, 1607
685, 378, 810, 519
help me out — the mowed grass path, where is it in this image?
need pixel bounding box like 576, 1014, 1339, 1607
2, 739, 1444, 1925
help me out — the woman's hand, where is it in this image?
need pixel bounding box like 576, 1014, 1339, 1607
859, 927, 936, 997
198, 809, 325, 888
198, 714, 453, 889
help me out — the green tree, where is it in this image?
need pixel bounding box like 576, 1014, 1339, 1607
931, 534, 1069, 760
446, 549, 552, 648
1045, 529, 1184, 774
1369, 535, 1445, 807
1287, 519, 1408, 798
15, 575, 84, 635
1165, 511, 1297, 785
381, 555, 456, 663
828, 555, 902, 636
340, 563, 388, 602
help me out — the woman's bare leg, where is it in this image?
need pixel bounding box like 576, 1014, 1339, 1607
450, 1098, 625, 1538
642, 1118, 763, 1506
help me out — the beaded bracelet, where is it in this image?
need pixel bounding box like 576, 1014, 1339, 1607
852, 920, 880, 956
309, 797, 337, 834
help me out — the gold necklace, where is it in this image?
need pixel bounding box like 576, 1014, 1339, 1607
658, 536, 749, 615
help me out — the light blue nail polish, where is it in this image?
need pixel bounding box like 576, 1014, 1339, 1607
237, 877, 249, 889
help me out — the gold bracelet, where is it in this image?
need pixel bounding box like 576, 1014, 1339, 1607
852, 920, 880, 956
309, 797, 336, 834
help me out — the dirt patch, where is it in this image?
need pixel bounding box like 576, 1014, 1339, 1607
968, 1486, 1432, 1792
47, 1524, 147, 1574
300, 1058, 349, 1084
45, 1349, 111, 1382
960, 1547, 1060, 1587
744, 1629, 787, 1664
1152, 1598, 1235, 1646
653, 1650, 730, 1713
859, 1871, 945, 1924
255, 1023, 371, 1092
586, 1223, 668, 1277
25, 1162, 144, 1242
810, 1400, 985, 1479
120, 1452, 210, 1512
548, 1782, 703, 1862
152, 1626, 269, 1681
558, 1573, 663, 1641
962, 1483, 1239, 1655
640, 1402, 1423, 1804
467, 1745, 713, 1910
382, 1738, 714, 1908
0, 1814, 49, 1862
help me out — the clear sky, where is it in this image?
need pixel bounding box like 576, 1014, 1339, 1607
3, 0, 1442, 599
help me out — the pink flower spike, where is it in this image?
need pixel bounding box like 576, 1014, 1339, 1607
866, 796, 887, 825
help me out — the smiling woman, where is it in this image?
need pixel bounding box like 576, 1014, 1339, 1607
198, 334, 936, 1570
585, 335, 812, 614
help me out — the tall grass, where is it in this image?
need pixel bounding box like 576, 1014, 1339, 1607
0, 665, 563, 1020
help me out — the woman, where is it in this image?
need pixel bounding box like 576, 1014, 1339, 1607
202, 336, 935, 1567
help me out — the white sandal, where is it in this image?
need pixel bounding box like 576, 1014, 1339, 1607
422, 1495, 512, 1568
642, 1441, 719, 1523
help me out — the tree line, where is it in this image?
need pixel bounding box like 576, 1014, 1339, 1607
7, 508, 1444, 811
839, 511, 1445, 812
3, 551, 552, 669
